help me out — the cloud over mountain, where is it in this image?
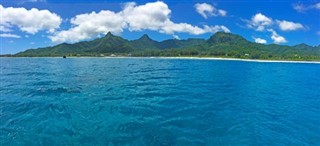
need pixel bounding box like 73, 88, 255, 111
50, 1, 230, 43
245, 13, 305, 44
247, 13, 273, 31
254, 37, 267, 44
268, 29, 287, 44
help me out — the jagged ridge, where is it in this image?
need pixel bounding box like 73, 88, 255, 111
14, 32, 320, 60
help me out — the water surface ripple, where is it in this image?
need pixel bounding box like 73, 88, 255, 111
1, 58, 320, 145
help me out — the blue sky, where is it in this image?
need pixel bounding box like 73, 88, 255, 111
1, 0, 319, 54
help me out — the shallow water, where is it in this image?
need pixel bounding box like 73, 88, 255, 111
1, 57, 320, 145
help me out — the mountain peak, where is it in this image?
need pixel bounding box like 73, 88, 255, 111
207, 32, 248, 44
105, 32, 114, 37
139, 34, 152, 40
293, 43, 315, 50
295, 43, 309, 47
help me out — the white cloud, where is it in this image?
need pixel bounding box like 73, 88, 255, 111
268, 29, 287, 44
254, 37, 267, 44
247, 13, 273, 31
0, 5, 62, 34
0, 25, 12, 32
122, 2, 229, 35
50, 10, 126, 43
246, 13, 305, 33
205, 25, 230, 33
245, 13, 305, 44
315, 3, 320, 9
194, 3, 227, 19
172, 35, 180, 40
50, 1, 230, 43
293, 3, 307, 12
276, 20, 304, 31
218, 9, 227, 16
17, 0, 46, 3
160, 22, 230, 35
121, 2, 170, 31
0, 33, 21, 38
293, 2, 320, 12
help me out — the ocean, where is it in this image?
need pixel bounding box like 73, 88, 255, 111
1, 57, 319, 145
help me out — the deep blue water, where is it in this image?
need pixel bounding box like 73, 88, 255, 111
0, 57, 320, 145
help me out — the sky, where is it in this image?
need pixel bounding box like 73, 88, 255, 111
1, 0, 319, 54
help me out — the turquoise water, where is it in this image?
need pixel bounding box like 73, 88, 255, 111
1, 58, 320, 145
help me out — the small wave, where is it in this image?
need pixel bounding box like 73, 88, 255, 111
135, 92, 172, 99
123, 81, 158, 88
43, 102, 72, 119
116, 105, 157, 117
3, 72, 55, 77
129, 68, 183, 74
25, 87, 81, 97
141, 76, 173, 81
117, 122, 144, 133
101, 96, 123, 101
31, 81, 58, 86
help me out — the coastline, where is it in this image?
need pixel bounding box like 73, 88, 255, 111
1, 56, 320, 64
97, 56, 320, 64
153, 57, 320, 64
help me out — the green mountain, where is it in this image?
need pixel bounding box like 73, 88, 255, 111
159, 38, 206, 49
130, 34, 205, 50
16, 32, 133, 56
186, 32, 320, 60
83, 32, 133, 53
207, 32, 249, 45
14, 32, 320, 61
131, 34, 159, 50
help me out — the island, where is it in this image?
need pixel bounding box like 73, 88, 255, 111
5, 32, 320, 61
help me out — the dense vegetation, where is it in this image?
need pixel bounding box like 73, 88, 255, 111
12, 32, 320, 61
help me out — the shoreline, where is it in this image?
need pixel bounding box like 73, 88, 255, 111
1, 56, 320, 64
153, 57, 320, 64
